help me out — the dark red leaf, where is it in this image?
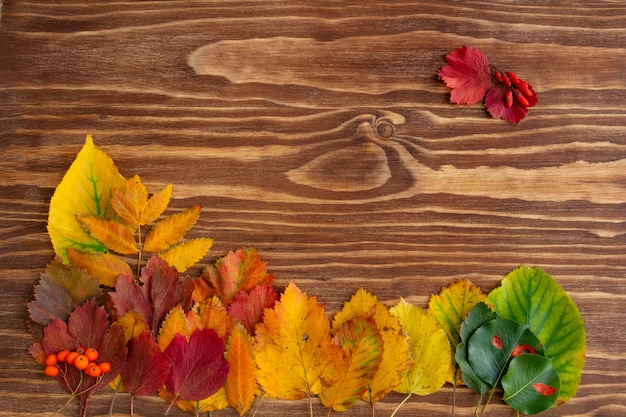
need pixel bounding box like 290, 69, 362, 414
485, 84, 530, 123
121, 331, 172, 396
228, 285, 278, 334
438, 45, 492, 105
164, 328, 229, 402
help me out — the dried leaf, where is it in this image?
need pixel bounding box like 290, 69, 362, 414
319, 318, 382, 411
187, 296, 233, 339
110, 175, 148, 229
255, 282, 343, 400
140, 184, 172, 225
158, 387, 229, 414
121, 331, 172, 397
115, 311, 149, 344
159, 237, 213, 273
157, 305, 193, 351
48, 135, 127, 263
438, 45, 491, 105
143, 205, 201, 253
67, 248, 133, 287
228, 285, 278, 335
225, 324, 258, 415
78, 214, 138, 254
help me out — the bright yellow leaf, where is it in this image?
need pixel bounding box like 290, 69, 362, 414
390, 298, 451, 396
158, 386, 229, 413
47, 135, 127, 263
143, 205, 202, 253
428, 279, 489, 383
159, 237, 213, 273
319, 317, 382, 411
157, 305, 193, 351
78, 214, 138, 254
255, 282, 344, 400
140, 184, 172, 225
67, 248, 133, 286
115, 311, 149, 344
225, 324, 258, 415
110, 174, 148, 229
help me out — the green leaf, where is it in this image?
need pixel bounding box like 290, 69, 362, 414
459, 302, 496, 345
488, 265, 585, 403
47, 135, 127, 263
502, 354, 560, 415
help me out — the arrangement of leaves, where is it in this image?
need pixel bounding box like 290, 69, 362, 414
438, 45, 538, 123
28, 137, 584, 417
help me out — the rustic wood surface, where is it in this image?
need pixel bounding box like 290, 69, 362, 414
1, 1, 625, 416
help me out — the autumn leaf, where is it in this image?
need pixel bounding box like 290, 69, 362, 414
158, 387, 229, 414
115, 311, 149, 344
140, 184, 172, 225
159, 237, 214, 273
255, 282, 343, 401
157, 305, 193, 351
390, 299, 451, 397
48, 135, 127, 263
143, 205, 202, 253
319, 317, 382, 411
329, 288, 410, 404
228, 285, 278, 334
78, 214, 138, 254
202, 247, 275, 305
67, 248, 133, 287
428, 279, 489, 383
110, 175, 149, 229
225, 324, 258, 415
438, 45, 492, 105
163, 328, 229, 407
187, 296, 233, 339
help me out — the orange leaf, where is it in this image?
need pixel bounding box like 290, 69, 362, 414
157, 306, 193, 351
67, 248, 133, 287
187, 296, 232, 339
140, 184, 172, 225
225, 324, 258, 415
78, 214, 138, 254
142, 205, 201, 253
255, 282, 343, 400
110, 175, 148, 229
158, 237, 213, 273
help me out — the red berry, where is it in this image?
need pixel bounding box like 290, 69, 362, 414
56, 350, 70, 362
66, 351, 79, 365
506, 71, 520, 85
98, 362, 112, 374
74, 355, 89, 371
502, 74, 512, 87
44, 365, 59, 377
45, 354, 58, 366
494, 70, 503, 82
515, 91, 530, 106
505, 91, 513, 108
85, 347, 99, 362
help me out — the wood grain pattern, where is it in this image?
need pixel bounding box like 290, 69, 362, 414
1, 1, 625, 416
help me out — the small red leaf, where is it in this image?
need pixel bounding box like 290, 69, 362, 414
164, 328, 229, 402
228, 285, 278, 334
532, 382, 557, 397
121, 331, 172, 396
438, 45, 492, 105
485, 84, 530, 123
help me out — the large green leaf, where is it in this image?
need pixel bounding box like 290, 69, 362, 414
48, 135, 127, 263
488, 265, 585, 403
502, 354, 560, 415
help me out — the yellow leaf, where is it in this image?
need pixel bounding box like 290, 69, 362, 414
329, 288, 411, 403
110, 175, 148, 229
319, 318, 382, 411
158, 237, 214, 272
140, 184, 172, 225
255, 282, 344, 400
187, 296, 232, 339
225, 324, 258, 415
157, 305, 194, 351
390, 298, 451, 396
428, 279, 489, 383
67, 248, 133, 287
48, 135, 127, 263
158, 386, 229, 413
143, 205, 201, 253
115, 311, 149, 344
78, 214, 138, 254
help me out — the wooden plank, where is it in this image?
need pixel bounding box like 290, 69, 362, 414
1, 1, 625, 416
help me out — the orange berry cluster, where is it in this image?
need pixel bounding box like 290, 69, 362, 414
44, 347, 112, 378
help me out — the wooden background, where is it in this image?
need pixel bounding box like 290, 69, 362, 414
1, 1, 625, 416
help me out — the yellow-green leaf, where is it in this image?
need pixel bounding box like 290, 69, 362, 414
428, 279, 489, 383
390, 298, 451, 396
319, 318, 382, 411
47, 135, 127, 263
225, 324, 258, 415
78, 214, 138, 254
158, 237, 213, 273
143, 205, 202, 253
140, 184, 172, 225
110, 174, 148, 229
67, 248, 133, 286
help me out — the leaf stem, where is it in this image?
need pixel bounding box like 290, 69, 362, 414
390, 392, 412, 417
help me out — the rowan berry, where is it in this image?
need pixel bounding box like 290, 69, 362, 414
85, 347, 99, 362
85, 363, 102, 378
73, 354, 89, 370
56, 349, 70, 362
66, 351, 79, 365
98, 361, 112, 374
44, 365, 60, 377
45, 353, 58, 366
75, 346, 86, 355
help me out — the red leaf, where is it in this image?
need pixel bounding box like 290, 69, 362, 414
438, 45, 492, 105
485, 84, 530, 123
164, 328, 229, 403
228, 285, 278, 334
109, 255, 193, 337
121, 331, 172, 396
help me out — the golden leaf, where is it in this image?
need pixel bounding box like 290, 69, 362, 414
140, 184, 172, 225
255, 282, 344, 400
115, 311, 149, 344
142, 205, 201, 253
319, 318, 382, 411
157, 305, 193, 351
110, 174, 148, 229
78, 214, 138, 254
187, 296, 232, 339
158, 237, 213, 273
390, 298, 451, 396
158, 386, 229, 413
48, 135, 127, 263
225, 324, 258, 415
67, 248, 133, 287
